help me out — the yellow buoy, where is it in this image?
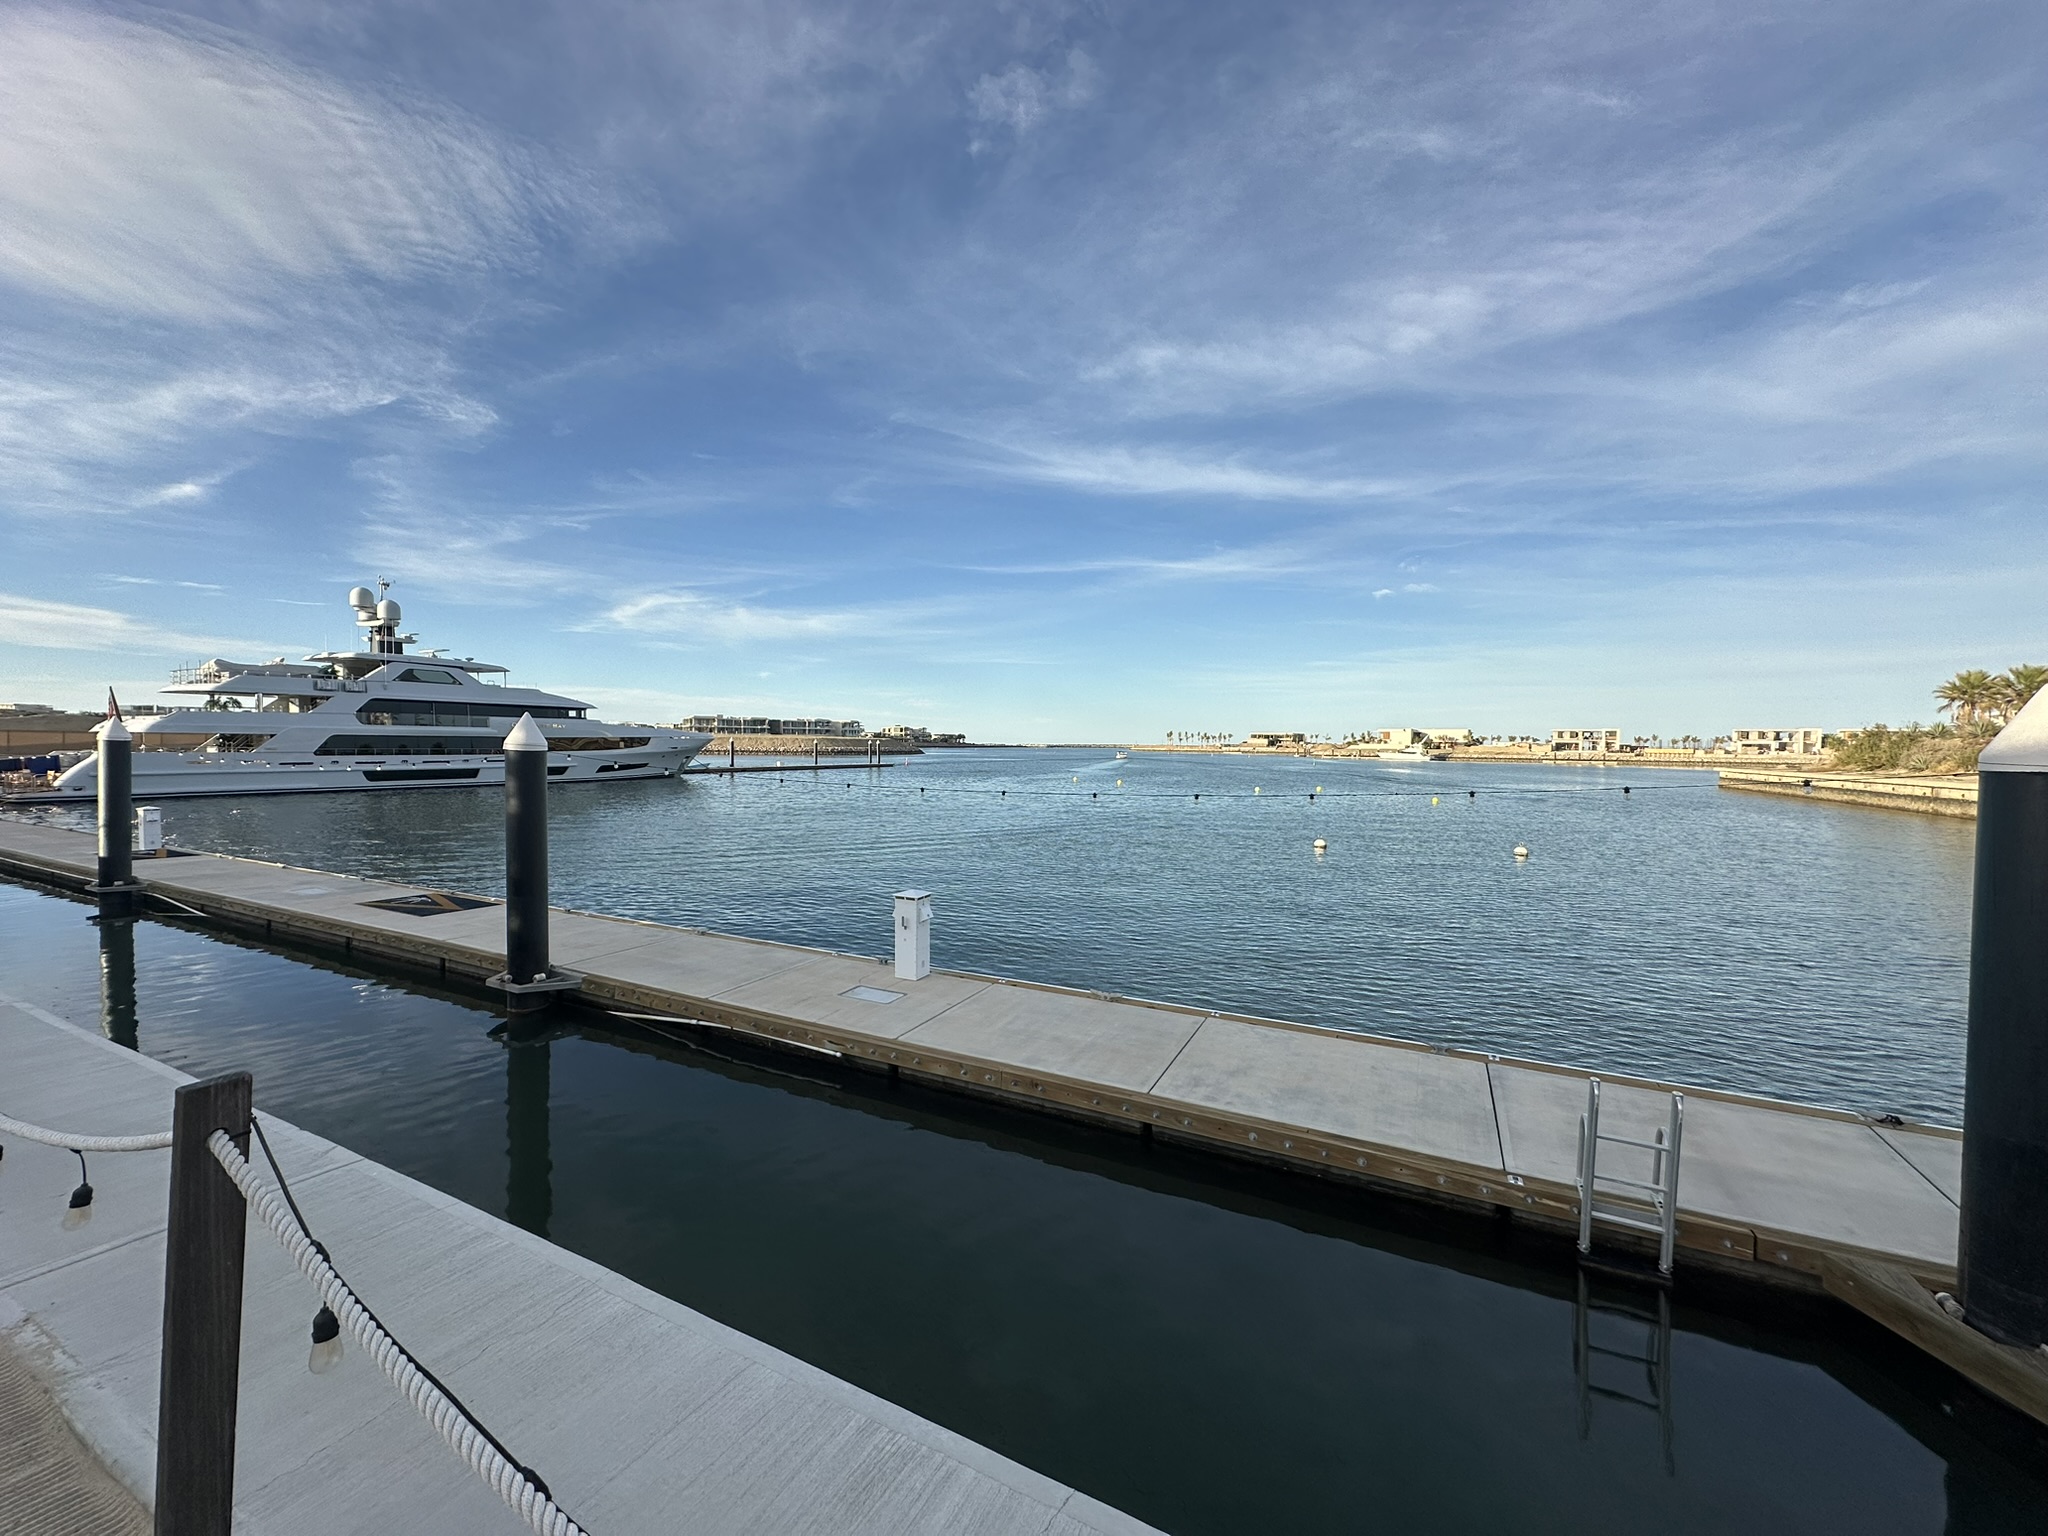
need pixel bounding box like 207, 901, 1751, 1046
1431, 796, 1439, 806
1514, 845, 1529, 860
1316, 786, 1322, 794
1116, 779, 1123, 786
1254, 786, 1261, 795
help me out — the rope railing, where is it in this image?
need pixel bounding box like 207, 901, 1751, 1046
0, 1111, 173, 1152
206, 1129, 588, 1536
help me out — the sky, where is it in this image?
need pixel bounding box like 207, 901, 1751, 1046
0, 0, 2042, 741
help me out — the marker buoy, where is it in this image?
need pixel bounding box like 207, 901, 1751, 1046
1623, 786, 1631, 795
1254, 787, 1261, 795
1513, 845, 1529, 860
1116, 779, 1123, 786
1313, 838, 1327, 851
1431, 796, 1439, 806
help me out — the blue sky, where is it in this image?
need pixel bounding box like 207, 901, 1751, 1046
1, 0, 2042, 740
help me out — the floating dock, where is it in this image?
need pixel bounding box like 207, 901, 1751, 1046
0, 818, 1966, 1284
1718, 768, 1979, 818
4, 814, 2045, 1427
0, 990, 1158, 1534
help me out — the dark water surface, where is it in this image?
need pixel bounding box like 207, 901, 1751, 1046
27, 748, 1975, 1117
6, 751, 2025, 1532
3, 884, 2044, 1530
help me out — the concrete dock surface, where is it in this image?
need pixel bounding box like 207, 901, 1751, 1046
1718, 768, 1979, 818
0, 993, 1160, 1534
0, 816, 1965, 1298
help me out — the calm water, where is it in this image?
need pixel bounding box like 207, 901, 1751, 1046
22, 748, 1977, 1118
1, 878, 2043, 1535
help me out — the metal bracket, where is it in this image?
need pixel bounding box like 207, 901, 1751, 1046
485, 969, 584, 996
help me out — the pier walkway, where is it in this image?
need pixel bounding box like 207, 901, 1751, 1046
1718, 768, 1978, 818
0, 989, 1157, 1534
0, 818, 1966, 1296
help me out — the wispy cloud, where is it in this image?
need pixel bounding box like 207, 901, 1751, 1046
0, 5, 610, 514
0, 592, 274, 656
595, 591, 858, 642
0, 7, 554, 323
968, 49, 1099, 152
977, 440, 1431, 502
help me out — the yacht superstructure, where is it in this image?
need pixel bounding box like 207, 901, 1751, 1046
11, 586, 710, 802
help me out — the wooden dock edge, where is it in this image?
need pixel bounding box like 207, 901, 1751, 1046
1820, 1254, 2048, 1425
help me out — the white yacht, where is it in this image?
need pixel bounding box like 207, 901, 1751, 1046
12, 586, 710, 802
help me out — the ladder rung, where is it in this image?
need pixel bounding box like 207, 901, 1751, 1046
1596, 1133, 1667, 1152
1586, 1386, 1661, 1408
1589, 1208, 1665, 1235
1586, 1345, 1656, 1364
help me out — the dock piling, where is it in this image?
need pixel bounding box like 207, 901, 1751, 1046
155, 1072, 252, 1536
497, 714, 565, 1013
1959, 692, 2048, 1347
91, 717, 139, 919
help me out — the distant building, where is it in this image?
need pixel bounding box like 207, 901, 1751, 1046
1421, 727, 1475, 745
1, 703, 57, 716
1731, 728, 1825, 756
1247, 731, 1307, 748
1551, 728, 1624, 754
679, 714, 863, 736
1379, 727, 1424, 749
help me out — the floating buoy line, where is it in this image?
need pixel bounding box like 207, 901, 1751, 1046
783, 778, 1710, 803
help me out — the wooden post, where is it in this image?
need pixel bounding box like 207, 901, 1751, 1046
155, 1072, 252, 1536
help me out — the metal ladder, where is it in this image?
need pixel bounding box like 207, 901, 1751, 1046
1576, 1077, 1685, 1275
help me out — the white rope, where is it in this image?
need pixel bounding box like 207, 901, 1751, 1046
0, 1111, 172, 1152
206, 1130, 587, 1536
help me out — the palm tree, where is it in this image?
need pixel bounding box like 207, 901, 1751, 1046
2000, 663, 2048, 719
1935, 669, 2001, 727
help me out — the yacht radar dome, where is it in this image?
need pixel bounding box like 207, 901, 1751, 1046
375, 598, 402, 623
347, 586, 375, 610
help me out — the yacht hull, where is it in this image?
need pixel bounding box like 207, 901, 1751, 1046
8, 738, 710, 803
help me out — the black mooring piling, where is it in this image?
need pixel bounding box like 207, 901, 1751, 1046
1958, 697, 2048, 1347
92, 717, 138, 919
500, 714, 556, 1013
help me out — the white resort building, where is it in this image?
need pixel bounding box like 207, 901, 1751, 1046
1550, 728, 1624, 754
1731, 728, 1826, 756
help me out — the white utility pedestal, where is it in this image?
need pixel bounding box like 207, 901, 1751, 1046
893, 890, 932, 981
135, 805, 163, 855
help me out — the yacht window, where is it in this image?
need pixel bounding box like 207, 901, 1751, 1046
315, 733, 504, 756
395, 667, 462, 685
355, 700, 578, 726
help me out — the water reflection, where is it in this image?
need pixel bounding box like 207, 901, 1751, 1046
4, 877, 2045, 1535
96, 915, 137, 1051
1576, 1268, 1676, 1475
504, 1036, 553, 1239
